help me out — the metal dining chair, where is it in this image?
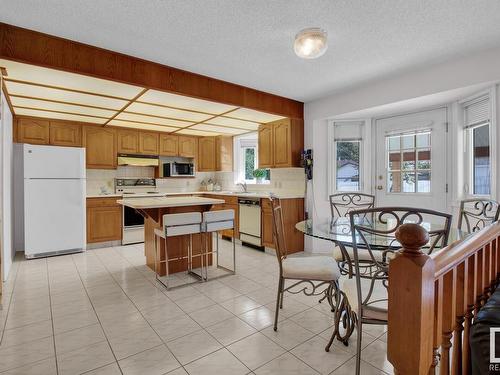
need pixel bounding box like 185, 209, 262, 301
458, 198, 500, 233
325, 206, 452, 375
329, 193, 376, 276
270, 196, 341, 331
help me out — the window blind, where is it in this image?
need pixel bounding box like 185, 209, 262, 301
334, 121, 364, 141
464, 96, 490, 128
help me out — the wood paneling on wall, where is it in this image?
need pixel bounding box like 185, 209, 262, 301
0, 23, 303, 119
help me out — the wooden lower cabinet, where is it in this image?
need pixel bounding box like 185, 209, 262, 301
86, 198, 122, 243
261, 197, 304, 254
261, 199, 274, 248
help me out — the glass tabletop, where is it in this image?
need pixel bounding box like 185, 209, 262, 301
296, 217, 467, 251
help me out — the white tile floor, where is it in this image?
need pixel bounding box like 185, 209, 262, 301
0, 238, 393, 375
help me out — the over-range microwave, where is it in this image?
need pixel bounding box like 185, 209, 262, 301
162, 162, 195, 177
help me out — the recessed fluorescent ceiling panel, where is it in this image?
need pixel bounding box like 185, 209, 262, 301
107, 120, 179, 133
14, 107, 106, 124
116, 112, 191, 127
192, 124, 247, 134
176, 128, 219, 136
205, 116, 259, 130
229, 108, 285, 123
138, 90, 237, 115
0, 59, 143, 98
125, 102, 210, 122
10, 96, 116, 118
6, 81, 128, 109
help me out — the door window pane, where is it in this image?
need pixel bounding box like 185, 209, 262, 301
472, 124, 490, 195
336, 141, 360, 191
386, 131, 431, 193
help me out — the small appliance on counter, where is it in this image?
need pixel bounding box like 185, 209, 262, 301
160, 156, 195, 177
14, 144, 86, 258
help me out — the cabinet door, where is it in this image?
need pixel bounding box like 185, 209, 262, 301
87, 205, 122, 243
273, 119, 292, 168
258, 122, 273, 168
178, 136, 197, 158
261, 208, 274, 248
49, 121, 82, 147
216, 136, 233, 172
17, 118, 50, 145
83, 126, 117, 169
159, 134, 178, 156
117, 130, 139, 154
139, 132, 159, 155
198, 137, 216, 172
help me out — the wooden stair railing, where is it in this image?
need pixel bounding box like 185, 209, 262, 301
387, 221, 500, 375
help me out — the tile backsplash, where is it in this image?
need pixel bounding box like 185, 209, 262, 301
215, 168, 305, 195
86, 167, 305, 196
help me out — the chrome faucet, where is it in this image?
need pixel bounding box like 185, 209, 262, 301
237, 182, 248, 193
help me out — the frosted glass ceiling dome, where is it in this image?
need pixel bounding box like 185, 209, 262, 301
294, 28, 328, 59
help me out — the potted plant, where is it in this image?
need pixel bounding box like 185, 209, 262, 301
253, 169, 267, 184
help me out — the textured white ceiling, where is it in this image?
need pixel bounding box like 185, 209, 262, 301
2, 1, 500, 102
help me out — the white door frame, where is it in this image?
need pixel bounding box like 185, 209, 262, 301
371, 105, 451, 212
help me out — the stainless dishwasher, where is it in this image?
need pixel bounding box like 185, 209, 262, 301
238, 198, 262, 247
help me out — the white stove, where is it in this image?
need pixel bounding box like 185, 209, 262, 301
116, 178, 164, 244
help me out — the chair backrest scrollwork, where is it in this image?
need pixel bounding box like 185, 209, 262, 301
458, 198, 500, 233
329, 193, 375, 219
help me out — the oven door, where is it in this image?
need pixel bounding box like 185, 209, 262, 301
123, 206, 145, 245
124, 206, 144, 227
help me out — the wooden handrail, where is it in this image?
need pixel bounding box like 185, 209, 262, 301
387, 221, 500, 375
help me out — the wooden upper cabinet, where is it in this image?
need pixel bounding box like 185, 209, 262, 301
159, 134, 178, 156
258, 122, 274, 168
49, 121, 82, 147
17, 117, 50, 145
198, 137, 216, 172
178, 136, 197, 158
216, 136, 233, 172
258, 118, 303, 169
117, 130, 139, 154
83, 126, 117, 169
273, 119, 292, 168
139, 132, 159, 155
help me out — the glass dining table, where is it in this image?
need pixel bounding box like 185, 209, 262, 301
296, 217, 466, 252
294, 216, 467, 348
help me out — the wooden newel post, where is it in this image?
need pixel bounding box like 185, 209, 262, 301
388, 223, 435, 375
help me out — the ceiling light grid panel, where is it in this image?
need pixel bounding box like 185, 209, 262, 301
1, 59, 143, 124
1, 59, 287, 134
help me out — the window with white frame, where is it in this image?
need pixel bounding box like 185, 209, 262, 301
234, 133, 270, 184
386, 131, 431, 193
463, 95, 491, 196
332, 121, 364, 192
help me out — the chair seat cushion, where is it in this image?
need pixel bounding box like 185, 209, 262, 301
343, 278, 388, 322
282, 256, 340, 281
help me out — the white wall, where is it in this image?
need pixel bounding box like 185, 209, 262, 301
304, 45, 500, 252
1, 88, 13, 279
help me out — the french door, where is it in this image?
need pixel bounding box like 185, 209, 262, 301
374, 108, 448, 213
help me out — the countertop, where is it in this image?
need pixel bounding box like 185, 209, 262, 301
88, 191, 304, 199
117, 196, 225, 209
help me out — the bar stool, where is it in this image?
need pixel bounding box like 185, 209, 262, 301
154, 212, 203, 289
196, 209, 236, 281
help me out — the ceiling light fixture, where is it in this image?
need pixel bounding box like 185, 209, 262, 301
294, 28, 328, 59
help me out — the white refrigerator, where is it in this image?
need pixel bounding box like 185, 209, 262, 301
14, 144, 86, 258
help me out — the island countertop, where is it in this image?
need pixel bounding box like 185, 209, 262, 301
117, 196, 225, 209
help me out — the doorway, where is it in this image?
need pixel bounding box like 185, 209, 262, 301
374, 107, 449, 213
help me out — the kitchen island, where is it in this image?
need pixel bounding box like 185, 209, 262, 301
118, 196, 225, 275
